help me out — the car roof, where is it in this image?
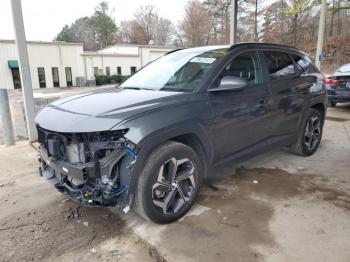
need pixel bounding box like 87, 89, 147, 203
172, 42, 306, 57
335, 63, 350, 74
174, 45, 230, 54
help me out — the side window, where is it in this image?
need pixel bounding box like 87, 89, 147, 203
264, 51, 295, 79
218, 51, 262, 85
291, 54, 319, 74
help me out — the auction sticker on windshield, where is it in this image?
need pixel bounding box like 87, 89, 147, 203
190, 57, 216, 64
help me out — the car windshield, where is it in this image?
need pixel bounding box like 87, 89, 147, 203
120, 48, 227, 92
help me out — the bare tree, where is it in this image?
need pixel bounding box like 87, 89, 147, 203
156, 18, 175, 45
118, 5, 174, 45
179, 0, 212, 47
133, 5, 159, 44
287, 0, 310, 46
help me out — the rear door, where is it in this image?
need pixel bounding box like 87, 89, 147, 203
261, 50, 306, 136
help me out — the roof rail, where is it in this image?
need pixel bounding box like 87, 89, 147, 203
227, 42, 299, 52
165, 48, 184, 55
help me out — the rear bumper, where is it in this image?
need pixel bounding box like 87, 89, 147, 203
327, 95, 350, 103
327, 90, 350, 102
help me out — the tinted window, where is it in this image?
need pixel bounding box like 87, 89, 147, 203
218, 51, 262, 85
291, 54, 318, 74
264, 51, 295, 79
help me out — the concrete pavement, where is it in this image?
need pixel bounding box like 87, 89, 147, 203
0, 104, 350, 261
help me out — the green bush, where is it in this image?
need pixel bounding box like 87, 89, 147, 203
95, 74, 129, 85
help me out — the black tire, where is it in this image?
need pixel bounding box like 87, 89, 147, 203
330, 101, 337, 107
290, 108, 324, 156
133, 141, 203, 224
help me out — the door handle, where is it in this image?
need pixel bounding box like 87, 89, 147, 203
258, 99, 266, 108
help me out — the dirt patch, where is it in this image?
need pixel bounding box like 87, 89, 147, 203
208, 167, 350, 213
231, 168, 303, 199
150, 169, 280, 261
178, 167, 350, 261
0, 198, 158, 262
305, 184, 350, 212
325, 116, 349, 122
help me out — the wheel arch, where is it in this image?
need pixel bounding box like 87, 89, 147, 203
310, 102, 326, 120
127, 123, 214, 197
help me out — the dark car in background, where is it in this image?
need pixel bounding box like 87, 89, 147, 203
35, 43, 327, 224
325, 63, 350, 107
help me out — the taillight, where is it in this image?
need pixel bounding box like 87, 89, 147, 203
324, 78, 339, 85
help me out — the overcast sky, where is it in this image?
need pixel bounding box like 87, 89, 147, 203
0, 0, 189, 41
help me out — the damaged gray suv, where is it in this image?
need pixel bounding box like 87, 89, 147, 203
36, 43, 327, 223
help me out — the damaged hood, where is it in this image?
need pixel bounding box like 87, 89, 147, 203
35, 88, 185, 133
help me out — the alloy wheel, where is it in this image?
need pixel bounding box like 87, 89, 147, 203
152, 158, 196, 214
304, 116, 321, 151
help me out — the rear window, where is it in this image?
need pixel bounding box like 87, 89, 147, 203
291, 54, 319, 74
263, 51, 295, 79
335, 64, 350, 73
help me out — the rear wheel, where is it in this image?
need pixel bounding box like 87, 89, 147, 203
134, 141, 203, 224
291, 108, 323, 156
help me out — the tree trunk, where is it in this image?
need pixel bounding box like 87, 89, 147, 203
281, 0, 285, 43
255, 0, 258, 41
330, 0, 335, 36
293, 13, 298, 46
337, 0, 341, 35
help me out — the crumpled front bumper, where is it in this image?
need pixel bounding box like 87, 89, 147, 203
38, 147, 129, 208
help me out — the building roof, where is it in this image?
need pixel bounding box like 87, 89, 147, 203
81, 52, 139, 57
98, 43, 176, 52
0, 39, 83, 46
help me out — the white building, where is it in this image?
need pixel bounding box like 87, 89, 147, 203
82, 44, 175, 82
0, 40, 85, 89
0, 40, 174, 90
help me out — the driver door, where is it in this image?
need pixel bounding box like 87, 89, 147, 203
208, 50, 274, 162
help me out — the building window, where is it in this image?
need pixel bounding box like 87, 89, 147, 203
130, 66, 137, 75
117, 66, 122, 75
106, 67, 110, 76
65, 67, 72, 86
94, 67, 98, 76
52, 67, 60, 87
37, 67, 46, 88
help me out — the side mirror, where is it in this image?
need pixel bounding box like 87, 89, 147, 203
209, 76, 248, 92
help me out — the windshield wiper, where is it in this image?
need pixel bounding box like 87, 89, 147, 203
123, 87, 155, 91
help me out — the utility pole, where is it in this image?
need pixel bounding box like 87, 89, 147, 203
10, 0, 37, 142
315, 0, 327, 69
0, 89, 15, 146
230, 0, 238, 45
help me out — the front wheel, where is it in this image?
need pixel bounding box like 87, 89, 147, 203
290, 108, 323, 156
133, 141, 203, 224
